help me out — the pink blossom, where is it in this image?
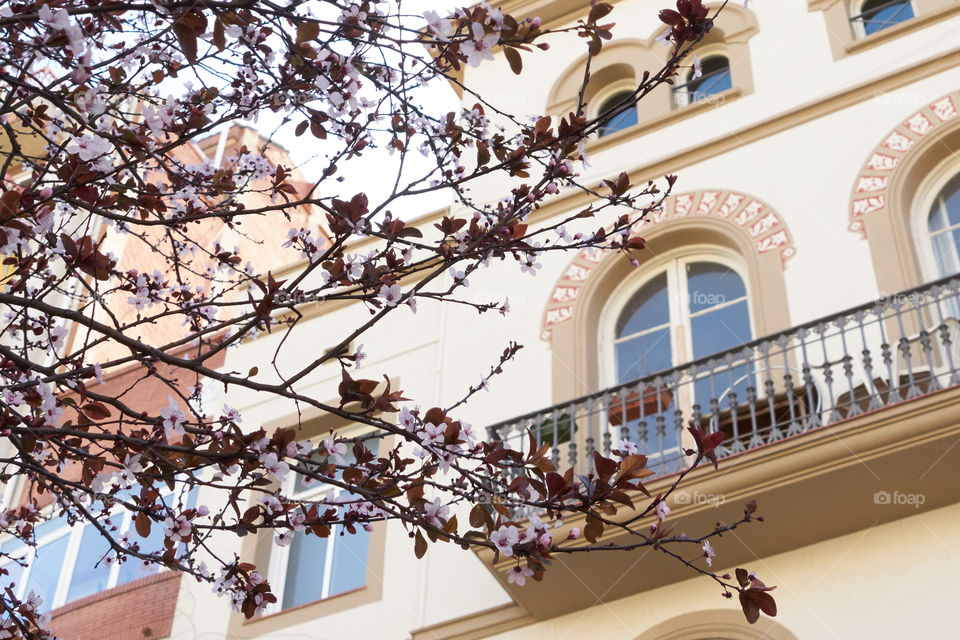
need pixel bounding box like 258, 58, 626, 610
489, 525, 519, 556
380, 283, 402, 306
507, 565, 534, 586
703, 540, 716, 567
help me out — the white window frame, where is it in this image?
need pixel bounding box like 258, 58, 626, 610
265, 435, 372, 615
599, 247, 755, 386
597, 248, 754, 455
0, 486, 191, 610
0, 509, 132, 609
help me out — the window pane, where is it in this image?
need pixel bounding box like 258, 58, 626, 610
930, 229, 960, 277
33, 515, 68, 541
690, 300, 752, 360
616, 328, 672, 382
329, 526, 369, 596
684, 57, 731, 103
294, 441, 380, 495
1, 558, 26, 598
26, 533, 70, 612
66, 525, 113, 603
283, 532, 328, 610
117, 517, 164, 586
928, 208, 946, 233
616, 272, 670, 337
862, 0, 914, 35
939, 172, 960, 227
686, 262, 746, 313
598, 92, 638, 137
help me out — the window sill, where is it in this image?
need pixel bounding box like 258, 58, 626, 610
586, 87, 743, 154
246, 585, 367, 625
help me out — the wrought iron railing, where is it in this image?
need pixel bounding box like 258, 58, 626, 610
486, 275, 960, 477
849, 0, 914, 36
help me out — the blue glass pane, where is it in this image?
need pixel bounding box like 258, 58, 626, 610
862, 1, 914, 35
601, 108, 638, 137
1, 536, 27, 557
616, 273, 670, 337
283, 532, 328, 610
598, 92, 638, 137
294, 441, 380, 494
686, 262, 746, 313
931, 229, 960, 277
690, 300, 752, 360
117, 517, 164, 586
939, 173, 960, 227
33, 516, 68, 541
66, 525, 113, 603
329, 526, 369, 596
1, 560, 25, 597
929, 207, 946, 233
616, 328, 672, 382
26, 533, 70, 612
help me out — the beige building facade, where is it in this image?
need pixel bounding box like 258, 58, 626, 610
9, 1, 960, 638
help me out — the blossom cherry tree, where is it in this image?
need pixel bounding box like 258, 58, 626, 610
0, 0, 775, 636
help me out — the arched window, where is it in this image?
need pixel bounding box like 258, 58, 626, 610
597, 90, 639, 137
854, 0, 915, 36
610, 256, 753, 455
673, 56, 732, 107
926, 171, 960, 277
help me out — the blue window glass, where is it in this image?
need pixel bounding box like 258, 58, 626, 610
598, 91, 638, 137
283, 531, 328, 610
616, 273, 670, 338
65, 525, 114, 602
26, 533, 69, 612
615, 272, 672, 381
116, 516, 164, 586
329, 525, 369, 596
928, 172, 960, 278
675, 57, 731, 106
859, 0, 914, 36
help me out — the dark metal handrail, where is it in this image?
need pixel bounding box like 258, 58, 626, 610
485, 274, 960, 475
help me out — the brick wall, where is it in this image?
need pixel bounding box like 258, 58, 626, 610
48, 571, 182, 640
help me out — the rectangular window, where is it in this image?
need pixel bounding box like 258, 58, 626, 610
268, 439, 377, 613
0, 487, 195, 612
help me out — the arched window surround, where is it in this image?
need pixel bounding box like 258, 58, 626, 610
547, 211, 793, 405
597, 246, 756, 391
910, 153, 960, 284
848, 89, 960, 297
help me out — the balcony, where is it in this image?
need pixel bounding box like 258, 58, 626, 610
479, 276, 960, 618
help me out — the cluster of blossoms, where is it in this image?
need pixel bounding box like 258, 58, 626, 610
0, 0, 781, 629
